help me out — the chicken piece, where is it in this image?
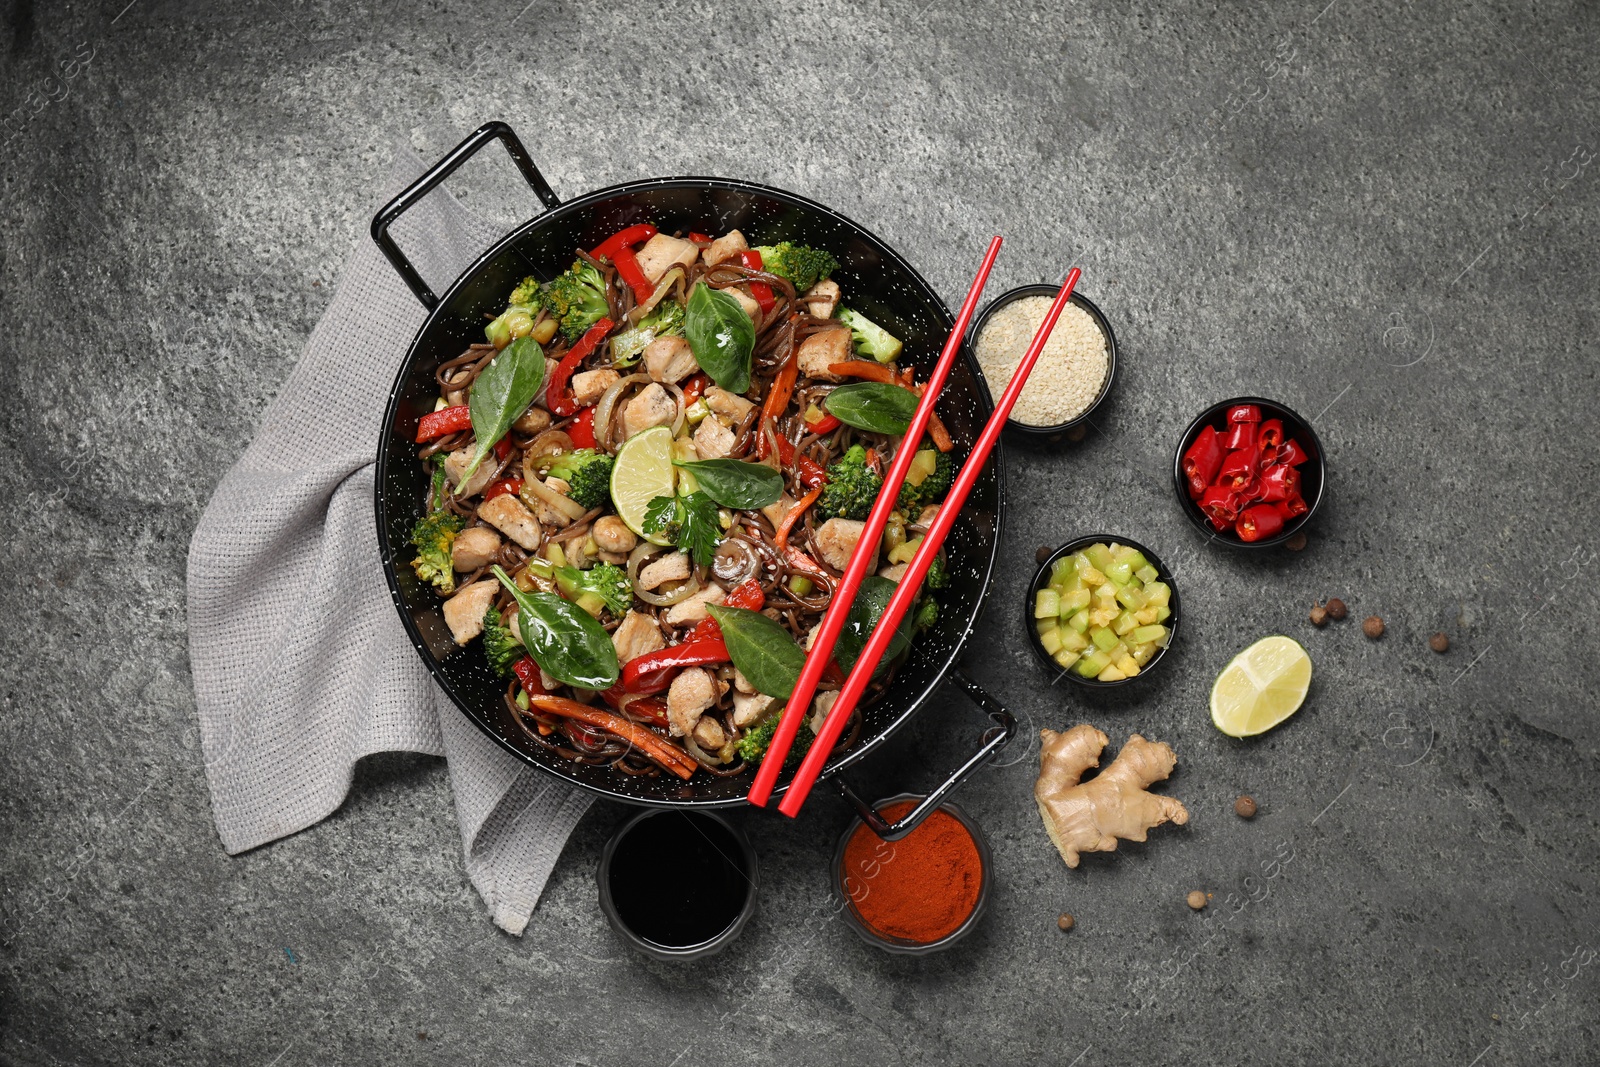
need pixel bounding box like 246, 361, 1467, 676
879, 562, 909, 583
635, 233, 700, 283
802, 278, 841, 318
592, 515, 637, 554
808, 690, 839, 734
726, 286, 761, 321
513, 405, 551, 434
478, 493, 543, 551
915, 504, 941, 528
571, 368, 620, 407
530, 476, 575, 528
637, 551, 690, 590
693, 414, 737, 460
443, 447, 497, 499
450, 526, 502, 572
442, 580, 498, 645
666, 666, 718, 737
733, 668, 755, 694
703, 229, 749, 267
611, 610, 665, 665
664, 584, 727, 626
703, 386, 755, 423
693, 717, 727, 751
644, 335, 699, 384
762, 493, 795, 532
796, 327, 853, 382
814, 517, 879, 573
733, 690, 773, 727
621, 382, 677, 440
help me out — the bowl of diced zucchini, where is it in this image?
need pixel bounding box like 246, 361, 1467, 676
1027, 536, 1179, 685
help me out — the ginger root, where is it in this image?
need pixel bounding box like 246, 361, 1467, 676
1034, 725, 1189, 868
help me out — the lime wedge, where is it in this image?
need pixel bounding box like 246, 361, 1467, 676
1210, 636, 1312, 737
610, 425, 676, 544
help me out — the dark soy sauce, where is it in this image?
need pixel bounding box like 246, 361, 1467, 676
608, 812, 750, 948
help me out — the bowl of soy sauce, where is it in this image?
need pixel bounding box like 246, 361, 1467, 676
598, 809, 758, 960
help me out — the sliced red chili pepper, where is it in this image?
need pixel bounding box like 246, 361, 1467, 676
1258, 464, 1300, 503
1181, 425, 1224, 499
546, 318, 614, 417
590, 223, 658, 263
1198, 484, 1244, 530
1282, 493, 1308, 518
1257, 418, 1284, 450
416, 405, 472, 443
1227, 404, 1262, 424
1257, 445, 1279, 470
1217, 448, 1259, 492
682, 373, 711, 406
482, 476, 523, 502
736, 250, 775, 313
568, 406, 597, 449
1278, 439, 1310, 467
621, 637, 731, 695
1236, 504, 1286, 542
512, 657, 548, 696
612, 245, 656, 305
1223, 420, 1257, 451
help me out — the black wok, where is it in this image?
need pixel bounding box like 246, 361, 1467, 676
372, 122, 1013, 834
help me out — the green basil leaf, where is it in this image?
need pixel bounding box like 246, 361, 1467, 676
685, 281, 755, 394
491, 566, 618, 690
834, 575, 914, 679
707, 604, 807, 699
673, 458, 783, 510
824, 381, 919, 436
457, 337, 546, 487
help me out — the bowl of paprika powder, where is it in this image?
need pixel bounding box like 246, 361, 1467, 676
831, 794, 991, 954
1172, 396, 1326, 549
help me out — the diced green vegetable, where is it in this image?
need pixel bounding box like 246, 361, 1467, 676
1091, 626, 1119, 652
1060, 588, 1091, 617
1035, 589, 1060, 619
1134, 564, 1159, 585
1085, 544, 1115, 571
1131, 624, 1169, 646
1075, 649, 1112, 677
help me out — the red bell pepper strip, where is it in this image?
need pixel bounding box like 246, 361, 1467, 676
735, 250, 775, 313
1282, 493, 1308, 518
494, 435, 515, 461
1257, 418, 1284, 450
546, 318, 614, 417
568, 406, 597, 449
1223, 420, 1257, 451
1227, 404, 1261, 423
682, 373, 711, 406
775, 486, 823, 550
1278, 439, 1310, 467
1258, 464, 1300, 503
512, 657, 548, 697
590, 223, 657, 263
796, 450, 828, 489
1236, 504, 1285, 542
622, 637, 732, 695
804, 406, 841, 435
1217, 448, 1259, 492
784, 546, 830, 578
416, 405, 472, 443
612, 245, 656, 305
1181, 425, 1225, 499
724, 577, 766, 612
687, 232, 712, 245
483, 476, 523, 502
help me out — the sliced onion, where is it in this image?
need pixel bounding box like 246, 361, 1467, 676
523, 429, 573, 476
664, 381, 687, 437
627, 541, 665, 579
522, 475, 589, 523
681, 728, 726, 768
636, 574, 701, 607
632, 266, 684, 321
594, 372, 651, 452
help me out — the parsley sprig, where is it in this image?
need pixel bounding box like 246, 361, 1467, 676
641, 491, 723, 568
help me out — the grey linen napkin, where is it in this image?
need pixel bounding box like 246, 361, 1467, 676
186, 152, 592, 934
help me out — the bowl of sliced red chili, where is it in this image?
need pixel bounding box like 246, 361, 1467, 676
1172, 397, 1326, 549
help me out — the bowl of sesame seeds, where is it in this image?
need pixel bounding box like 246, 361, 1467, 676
968, 284, 1116, 440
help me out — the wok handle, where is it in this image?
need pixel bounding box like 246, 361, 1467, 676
831, 669, 1016, 842
370, 120, 561, 311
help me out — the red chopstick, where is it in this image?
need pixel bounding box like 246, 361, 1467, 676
745, 236, 1005, 807
776, 268, 1082, 818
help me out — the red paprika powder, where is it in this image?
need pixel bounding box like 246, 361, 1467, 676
841, 800, 983, 943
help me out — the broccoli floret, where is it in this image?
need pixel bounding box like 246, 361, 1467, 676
484, 277, 547, 348
545, 449, 615, 510
736, 702, 815, 766
836, 306, 903, 363
610, 299, 685, 366
544, 259, 611, 342
554, 562, 633, 617
509, 275, 544, 310
913, 595, 939, 631
481, 605, 524, 676
410, 510, 464, 595
753, 242, 840, 293
897, 447, 954, 510
817, 444, 883, 521
925, 553, 950, 590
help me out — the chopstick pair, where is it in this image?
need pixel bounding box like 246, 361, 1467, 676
756, 261, 1083, 818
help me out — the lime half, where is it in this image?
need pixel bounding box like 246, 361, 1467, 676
1210, 636, 1312, 737
610, 425, 676, 545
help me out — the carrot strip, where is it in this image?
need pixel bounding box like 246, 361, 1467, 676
927, 409, 955, 452
762, 348, 800, 424
527, 694, 696, 779
828, 360, 897, 383
775, 486, 823, 551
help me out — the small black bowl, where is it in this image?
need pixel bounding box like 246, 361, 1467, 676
1025, 535, 1181, 687
1171, 396, 1327, 550
967, 283, 1117, 440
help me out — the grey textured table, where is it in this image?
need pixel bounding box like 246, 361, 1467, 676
3, 1, 1597, 1064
